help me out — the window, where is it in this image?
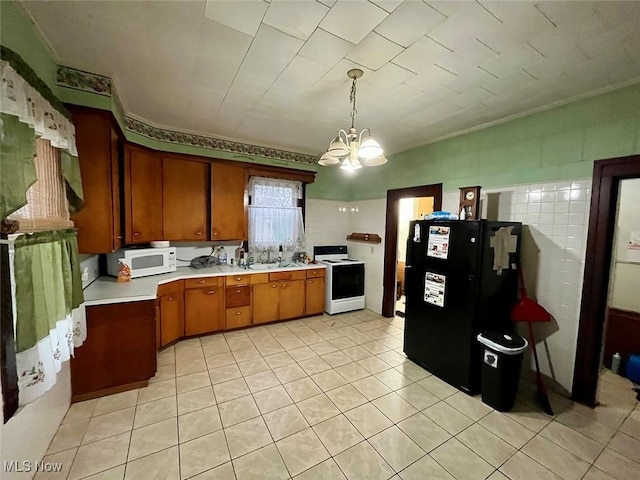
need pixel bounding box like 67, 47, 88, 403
8, 138, 72, 231
248, 177, 305, 251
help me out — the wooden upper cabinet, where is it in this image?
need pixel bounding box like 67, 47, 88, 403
211, 162, 247, 240
68, 107, 122, 253
163, 158, 209, 241
124, 146, 163, 243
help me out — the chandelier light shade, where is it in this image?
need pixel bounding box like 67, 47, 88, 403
318, 69, 387, 172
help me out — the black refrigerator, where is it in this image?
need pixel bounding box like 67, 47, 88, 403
403, 220, 522, 395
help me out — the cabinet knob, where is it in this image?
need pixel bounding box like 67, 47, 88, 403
271, 284, 277, 288
236, 289, 241, 293
168, 296, 174, 301
235, 276, 242, 281
308, 280, 312, 284
213, 232, 219, 236
282, 284, 287, 288
196, 232, 203, 236
117, 235, 123, 239
133, 232, 140, 236
234, 311, 241, 316
197, 280, 205, 284
207, 290, 215, 294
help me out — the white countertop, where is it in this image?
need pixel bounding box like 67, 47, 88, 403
82, 263, 326, 306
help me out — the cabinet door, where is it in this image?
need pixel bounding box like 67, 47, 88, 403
125, 147, 163, 243
163, 158, 209, 241
305, 277, 325, 316
279, 280, 305, 320
185, 287, 224, 336
253, 283, 280, 324
70, 301, 156, 399
160, 293, 184, 347
69, 107, 122, 253
211, 162, 247, 240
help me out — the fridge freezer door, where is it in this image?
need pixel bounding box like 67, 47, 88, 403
419, 221, 483, 276
404, 266, 482, 394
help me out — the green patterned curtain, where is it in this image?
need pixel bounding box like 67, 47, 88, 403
0, 113, 37, 220
13, 229, 84, 353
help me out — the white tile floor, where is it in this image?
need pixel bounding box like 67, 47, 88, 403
40, 310, 639, 480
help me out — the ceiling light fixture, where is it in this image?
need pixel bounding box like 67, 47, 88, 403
318, 68, 387, 172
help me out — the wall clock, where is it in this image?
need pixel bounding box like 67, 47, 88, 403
459, 186, 481, 220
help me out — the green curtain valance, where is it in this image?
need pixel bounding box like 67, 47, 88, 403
14, 228, 84, 353
0, 113, 37, 219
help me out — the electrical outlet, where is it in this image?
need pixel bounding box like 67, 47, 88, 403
81, 266, 89, 282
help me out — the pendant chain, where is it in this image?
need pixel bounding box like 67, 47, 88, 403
349, 77, 358, 130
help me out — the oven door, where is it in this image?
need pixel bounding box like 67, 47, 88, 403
331, 264, 365, 300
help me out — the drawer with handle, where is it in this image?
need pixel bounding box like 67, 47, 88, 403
226, 306, 252, 329
227, 274, 252, 286
185, 277, 223, 289
226, 285, 250, 308
269, 270, 306, 282
306, 268, 325, 278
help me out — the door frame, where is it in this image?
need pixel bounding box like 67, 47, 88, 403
382, 184, 443, 317
572, 154, 640, 406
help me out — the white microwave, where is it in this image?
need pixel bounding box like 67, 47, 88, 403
106, 247, 176, 278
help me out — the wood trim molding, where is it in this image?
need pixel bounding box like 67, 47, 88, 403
382, 184, 443, 317
572, 154, 640, 407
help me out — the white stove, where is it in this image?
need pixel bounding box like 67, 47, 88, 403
314, 246, 365, 315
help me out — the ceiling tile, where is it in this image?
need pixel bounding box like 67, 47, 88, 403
370, 0, 403, 14
318, 0, 336, 7
435, 40, 497, 76
194, 20, 253, 92
204, 0, 268, 36
298, 28, 355, 67
480, 2, 555, 42
268, 56, 331, 99
445, 68, 497, 94
393, 35, 452, 73
404, 65, 457, 92
365, 63, 416, 89
345, 32, 403, 70
428, 3, 501, 50
594, 1, 640, 27
319, 0, 388, 44
479, 43, 543, 79
263, 0, 329, 40
375, 1, 446, 47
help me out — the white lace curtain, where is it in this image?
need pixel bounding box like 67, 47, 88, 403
0, 60, 77, 155
248, 177, 305, 250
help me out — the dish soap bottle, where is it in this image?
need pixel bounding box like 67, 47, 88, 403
218, 247, 227, 265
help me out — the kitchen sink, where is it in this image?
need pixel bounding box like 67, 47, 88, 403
249, 263, 280, 270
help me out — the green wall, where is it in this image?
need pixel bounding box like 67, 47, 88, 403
0, 0, 58, 92
312, 84, 640, 201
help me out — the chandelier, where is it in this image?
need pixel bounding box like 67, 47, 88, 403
318, 68, 387, 171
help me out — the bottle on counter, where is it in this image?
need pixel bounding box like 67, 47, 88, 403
218, 247, 227, 265
612, 352, 622, 374
117, 258, 131, 283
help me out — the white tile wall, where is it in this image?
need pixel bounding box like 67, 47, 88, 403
306, 177, 593, 393
474, 179, 591, 392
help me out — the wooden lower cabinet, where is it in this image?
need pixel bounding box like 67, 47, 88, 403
253, 282, 280, 325
226, 306, 252, 329
70, 300, 156, 401
157, 281, 185, 348
185, 286, 224, 336
305, 277, 325, 316
280, 280, 305, 320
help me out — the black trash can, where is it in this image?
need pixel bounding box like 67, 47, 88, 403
477, 332, 528, 412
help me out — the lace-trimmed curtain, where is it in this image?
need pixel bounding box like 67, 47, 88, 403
248, 177, 305, 250
9, 229, 86, 406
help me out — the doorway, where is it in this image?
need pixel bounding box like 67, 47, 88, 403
572, 154, 640, 407
382, 184, 443, 318
395, 197, 435, 316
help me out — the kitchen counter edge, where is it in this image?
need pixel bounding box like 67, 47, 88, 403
82, 264, 327, 306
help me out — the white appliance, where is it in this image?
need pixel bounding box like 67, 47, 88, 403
314, 245, 365, 315
106, 247, 176, 278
